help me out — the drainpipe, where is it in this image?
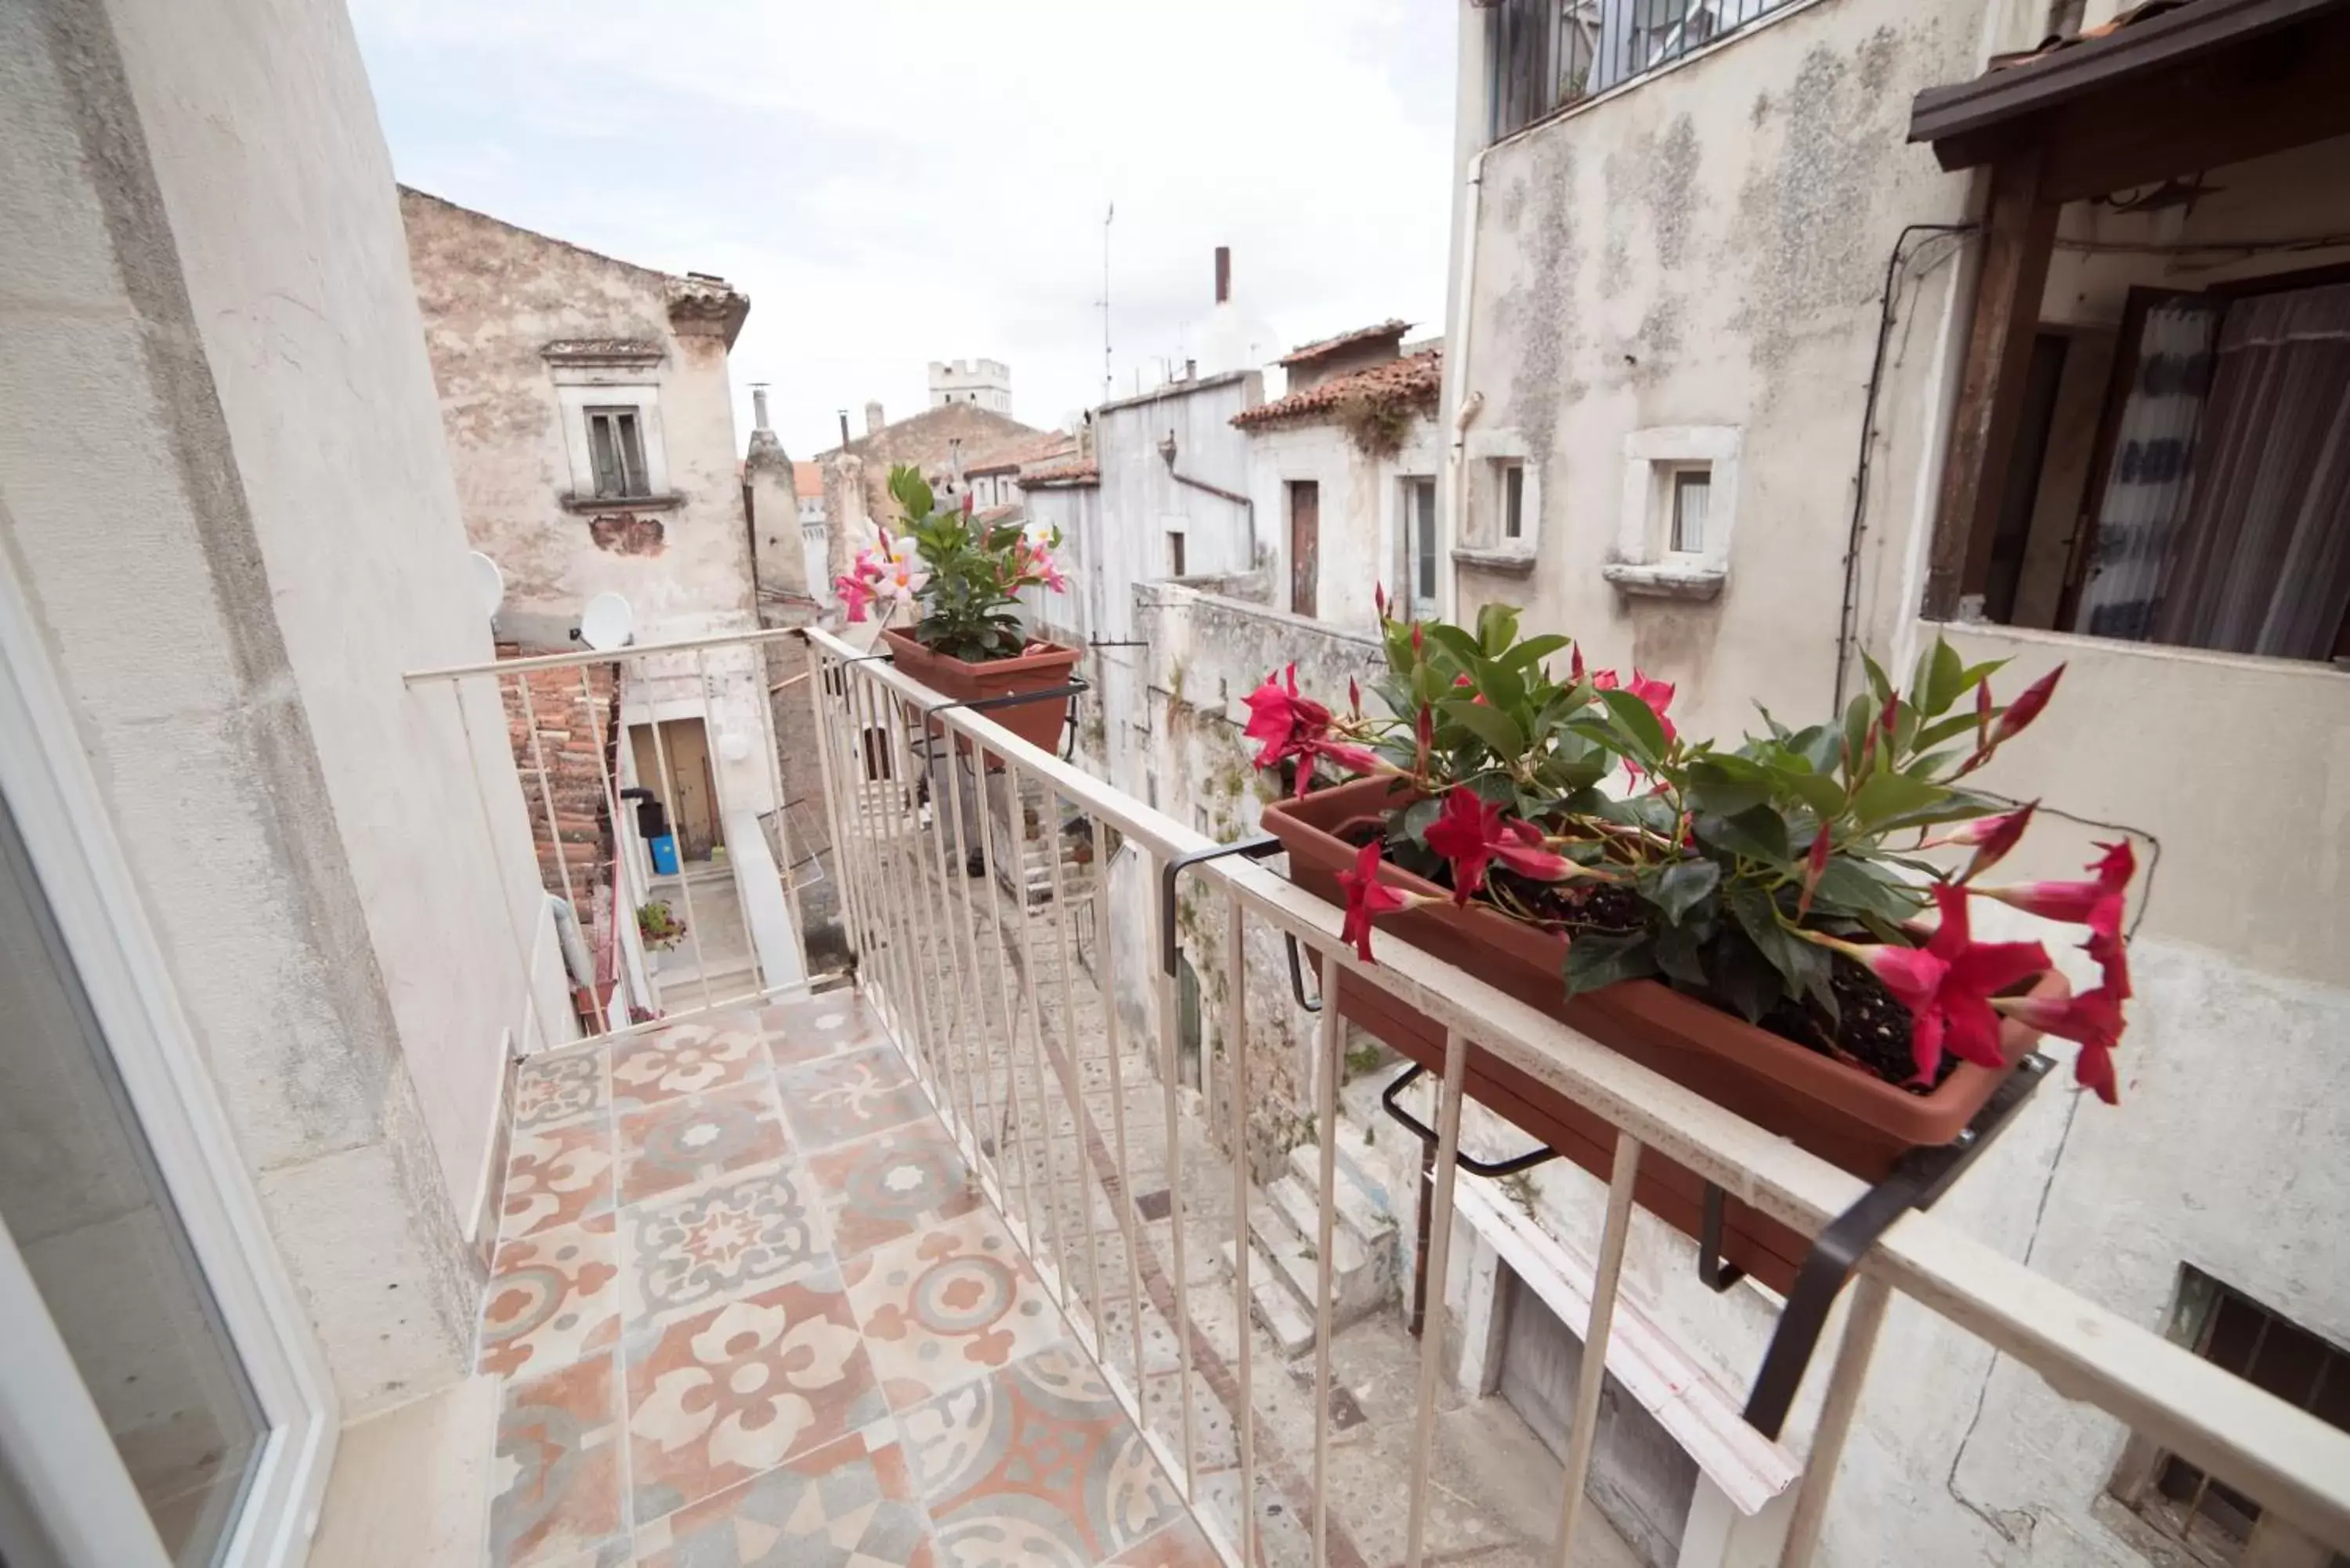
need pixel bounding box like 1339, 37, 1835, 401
1441, 140, 1495, 620
1155, 430, 1255, 565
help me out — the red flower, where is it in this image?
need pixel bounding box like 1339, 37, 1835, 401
1337, 838, 1420, 963
1242, 665, 1328, 769
1797, 822, 1832, 919
1991, 665, 2063, 747
1975, 838, 2135, 924
1911, 883, 2052, 1080
1423, 787, 1588, 903
1947, 801, 2036, 882
1998, 988, 2128, 1104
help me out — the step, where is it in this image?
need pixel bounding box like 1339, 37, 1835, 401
1285, 1143, 1397, 1245
1217, 1239, 1315, 1358
1245, 1191, 1390, 1335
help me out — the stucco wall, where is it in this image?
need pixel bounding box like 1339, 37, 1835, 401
400, 190, 755, 645
1452, 0, 1984, 747
0, 0, 555, 1412
1247, 416, 1441, 632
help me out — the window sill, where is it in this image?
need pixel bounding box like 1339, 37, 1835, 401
1452, 546, 1538, 577
561, 492, 687, 514
1603, 561, 1725, 601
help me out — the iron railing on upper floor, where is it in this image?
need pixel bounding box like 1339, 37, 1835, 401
1488, 0, 1805, 139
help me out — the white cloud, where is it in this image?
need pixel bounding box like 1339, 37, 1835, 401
350, 0, 1458, 454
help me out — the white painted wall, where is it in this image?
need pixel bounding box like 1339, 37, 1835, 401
1246, 415, 1441, 631
1433, 0, 2350, 1561
0, 0, 551, 1411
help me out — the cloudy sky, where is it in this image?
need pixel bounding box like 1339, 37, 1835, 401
350, 1, 1460, 459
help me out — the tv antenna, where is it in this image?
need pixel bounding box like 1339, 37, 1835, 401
1097, 202, 1115, 404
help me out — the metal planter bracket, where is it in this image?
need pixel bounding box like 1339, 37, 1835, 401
1153, 835, 1323, 1011
1737, 1051, 2055, 1439
1378, 1062, 1557, 1178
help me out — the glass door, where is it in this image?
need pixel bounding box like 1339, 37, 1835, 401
0, 798, 265, 1563
0, 563, 334, 1568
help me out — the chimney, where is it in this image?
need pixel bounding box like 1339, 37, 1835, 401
1214, 245, 1231, 305
864, 399, 885, 436
750, 385, 772, 432
837, 409, 851, 446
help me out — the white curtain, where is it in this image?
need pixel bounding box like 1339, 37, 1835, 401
2072, 301, 2220, 642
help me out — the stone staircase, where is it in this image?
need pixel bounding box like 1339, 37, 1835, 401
1220, 1141, 1399, 1357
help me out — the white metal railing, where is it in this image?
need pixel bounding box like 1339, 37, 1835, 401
798, 622, 2350, 1568
404, 627, 811, 1047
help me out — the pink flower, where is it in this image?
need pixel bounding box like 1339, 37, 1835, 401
1491, 818, 1581, 881
1998, 988, 2128, 1104
1912, 882, 2052, 1079
1974, 839, 2135, 925
1797, 823, 1832, 919
1423, 788, 1503, 905
1337, 839, 1426, 963
1992, 666, 2063, 746
1242, 666, 1329, 771
836, 572, 876, 622
1943, 801, 2036, 882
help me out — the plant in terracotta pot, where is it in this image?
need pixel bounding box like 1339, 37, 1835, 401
835, 464, 1079, 754
1254, 602, 2135, 1286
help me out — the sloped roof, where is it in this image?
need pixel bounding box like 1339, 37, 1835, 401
968, 429, 1078, 476
793, 461, 822, 500
1232, 348, 1443, 430
1018, 458, 1100, 488
1278, 319, 1412, 367
815, 400, 1043, 477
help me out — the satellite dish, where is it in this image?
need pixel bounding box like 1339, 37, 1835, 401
579, 592, 634, 652
468, 551, 505, 618
718, 731, 752, 764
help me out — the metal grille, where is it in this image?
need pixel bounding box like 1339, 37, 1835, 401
1488, 0, 1802, 139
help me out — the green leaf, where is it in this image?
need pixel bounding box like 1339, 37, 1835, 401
1842, 692, 1875, 779
1597, 688, 1667, 762
1685, 756, 1772, 818
1791, 724, 1841, 776
1399, 795, 1444, 847
1654, 859, 1723, 924
1421, 623, 1483, 668
1782, 770, 1847, 818
1708, 928, 1785, 1023
1439, 698, 1527, 760
1849, 771, 1947, 830
1924, 638, 1966, 717
1811, 858, 1927, 923
1476, 602, 1522, 656
1914, 711, 1983, 752
1653, 922, 1711, 988
1470, 653, 1527, 715
1696, 804, 1791, 864
1861, 649, 1894, 705
1562, 930, 1658, 996
1731, 885, 1811, 989
1499, 634, 1572, 672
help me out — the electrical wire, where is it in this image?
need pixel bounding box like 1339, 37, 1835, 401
1832, 222, 1978, 712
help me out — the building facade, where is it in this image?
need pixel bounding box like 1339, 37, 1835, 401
928, 356, 1014, 414
400, 190, 804, 1024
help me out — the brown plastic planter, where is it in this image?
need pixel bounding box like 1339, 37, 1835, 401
1262, 775, 2066, 1294
881, 630, 1080, 758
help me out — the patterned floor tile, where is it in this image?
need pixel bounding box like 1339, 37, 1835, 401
806, 1118, 981, 1260
781, 1047, 931, 1150
761, 993, 888, 1068
490, 1351, 624, 1568
622, 1164, 829, 1323
480, 1217, 621, 1378
515, 1051, 609, 1132
612, 1016, 769, 1111
620, 1081, 792, 1205
624, 1269, 886, 1523
502, 1120, 617, 1242
633, 1421, 933, 1568
841, 1207, 1059, 1408
899, 1341, 1183, 1568
1108, 1516, 1224, 1568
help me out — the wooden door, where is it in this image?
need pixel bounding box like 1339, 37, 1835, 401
631, 717, 723, 864
1289, 480, 1320, 618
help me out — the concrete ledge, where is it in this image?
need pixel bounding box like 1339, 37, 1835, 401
1603, 561, 1726, 601
1453, 546, 1539, 577
559, 491, 687, 514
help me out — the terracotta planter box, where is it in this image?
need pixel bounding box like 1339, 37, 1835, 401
1262, 775, 2065, 1294
881, 630, 1080, 758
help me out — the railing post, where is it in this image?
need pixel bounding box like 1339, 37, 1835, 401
1405, 1028, 1470, 1568
1224, 889, 1257, 1568
1092, 816, 1150, 1396
1311, 946, 1342, 1568
1778, 1274, 1892, 1568
1557, 1133, 1643, 1566
938, 729, 1005, 1191
1043, 781, 1108, 1349
1149, 850, 1199, 1498
642, 679, 717, 1015
692, 645, 766, 1004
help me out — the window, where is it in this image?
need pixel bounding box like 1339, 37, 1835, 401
1502, 464, 1526, 540
1959, 280, 2350, 662
1670, 468, 1711, 555
586, 406, 649, 498
1607, 427, 1739, 600
1405, 478, 1440, 617
1485, 0, 1800, 141
2112, 1266, 2350, 1566
1167, 530, 1187, 578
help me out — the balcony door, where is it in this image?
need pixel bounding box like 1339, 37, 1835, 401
0, 569, 333, 1567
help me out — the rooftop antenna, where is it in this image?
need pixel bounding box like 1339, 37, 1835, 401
1098, 202, 1115, 404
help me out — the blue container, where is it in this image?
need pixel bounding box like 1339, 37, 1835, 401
649, 833, 681, 876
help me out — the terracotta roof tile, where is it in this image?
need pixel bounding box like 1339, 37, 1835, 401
1018, 457, 1100, 487
1232, 348, 1443, 430
1278, 319, 1412, 367
793, 461, 822, 499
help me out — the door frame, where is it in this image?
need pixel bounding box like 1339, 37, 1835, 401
0, 555, 337, 1566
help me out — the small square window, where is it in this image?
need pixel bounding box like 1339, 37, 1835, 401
1168, 531, 1188, 577
586, 406, 650, 498
1502, 464, 1526, 540
1670, 468, 1712, 555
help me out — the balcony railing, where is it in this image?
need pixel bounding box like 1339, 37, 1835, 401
410, 620, 2350, 1565
1488, 0, 1805, 139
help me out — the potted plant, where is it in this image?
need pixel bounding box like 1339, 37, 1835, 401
1253, 602, 2134, 1288
837, 464, 1079, 755
637, 899, 687, 951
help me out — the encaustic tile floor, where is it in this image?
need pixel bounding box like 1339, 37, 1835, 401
479, 993, 1220, 1568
